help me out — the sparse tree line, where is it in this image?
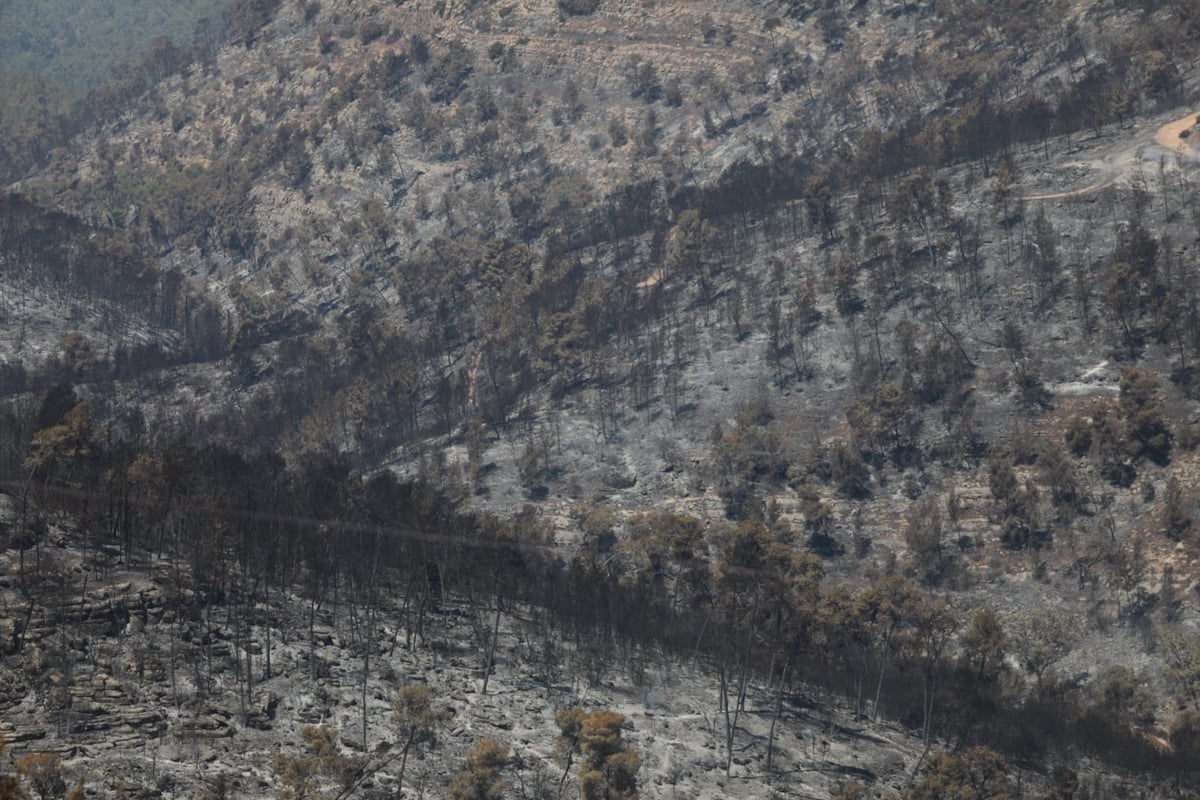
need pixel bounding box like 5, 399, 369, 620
7, 0, 1200, 489
122, 159, 1200, 498
0, 699, 634, 800
0, 0, 287, 181
56, 153, 1194, 489
3, 386, 1200, 797
1, 7, 1200, 791
6, 0, 1200, 796
0, 193, 230, 397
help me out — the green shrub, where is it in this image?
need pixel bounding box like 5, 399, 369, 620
558, 0, 601, 15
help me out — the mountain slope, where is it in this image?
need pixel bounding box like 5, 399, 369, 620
4, 0, 1200, 797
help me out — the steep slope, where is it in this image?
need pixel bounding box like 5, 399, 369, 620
0, 523, 930, 800
5, 0, 1200, 796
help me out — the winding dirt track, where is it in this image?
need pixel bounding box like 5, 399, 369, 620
1019, 109, 1200, 201
1154, 111, 1200, 154
1019, 176, 1118, 201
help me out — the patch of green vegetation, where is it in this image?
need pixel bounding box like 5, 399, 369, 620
558, 0, 601, 15
0, 67, 77, 122
0, 0, 229, 120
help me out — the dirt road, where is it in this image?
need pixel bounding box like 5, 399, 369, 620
1153, 111, 1200, 155
1019, 109, 1200, 201
1019, 176, 1118, 202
